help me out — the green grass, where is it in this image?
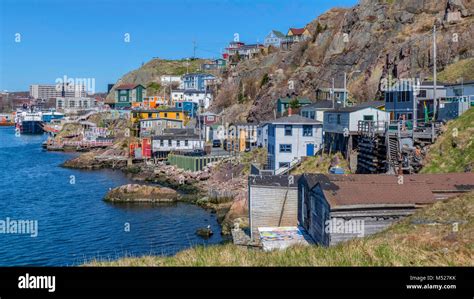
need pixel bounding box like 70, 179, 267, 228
87, 192, 473, 266
421, 108, 474, 173
291, 153, 349, 175
437, 58, 474, 83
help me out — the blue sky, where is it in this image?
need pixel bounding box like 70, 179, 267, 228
0, 0, 357, 92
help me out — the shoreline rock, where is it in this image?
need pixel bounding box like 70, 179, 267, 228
104, 184, 178, 203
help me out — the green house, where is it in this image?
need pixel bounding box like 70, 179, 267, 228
114, 84, 147, 108
277, 97, 312, 115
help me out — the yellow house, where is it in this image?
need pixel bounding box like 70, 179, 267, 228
287, 27, 311, 42
157, 108, 187, 122
131, 108, 188, 124
131, 110, 160, 124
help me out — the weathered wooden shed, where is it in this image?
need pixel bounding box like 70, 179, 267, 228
298, 173, 474, 246
248, 175, 300, 240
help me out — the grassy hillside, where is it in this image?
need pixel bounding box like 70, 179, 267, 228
106, 58, 210, 102
422, 108, 474, 173
437, 58, 474, 83
87, 192, 473, 266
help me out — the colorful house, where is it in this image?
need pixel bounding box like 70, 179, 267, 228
182, 73, 215, 92
158, 108, 188, 122
277, 98, 312, 115
130, 110, 160, 124
114, 84, 147, 108
175, 101, 198, 118
264, 30, 286, 48
286, 27, 311, 43
134, 96, 167, 109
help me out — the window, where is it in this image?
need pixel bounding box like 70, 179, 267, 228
160, 140, 164, 147
185, 140, 189, 146
279, 144, 292, 153
284, 125, 292, 136
168, 140, 172, 146
177, 140, 180, 147
279, 162, 290, 168
418, 90, 427, 98
303, 125, 313, 136
363, 115, 374, 121
164, 113, 168, 118
176, 113, 180, 119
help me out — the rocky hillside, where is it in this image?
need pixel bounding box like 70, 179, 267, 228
211, 0, 474, 122
106, 1, 473, 123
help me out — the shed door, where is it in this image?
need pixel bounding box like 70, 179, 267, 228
306, 143, 314, 156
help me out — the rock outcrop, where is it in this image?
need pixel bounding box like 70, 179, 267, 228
104, 184, 178, 203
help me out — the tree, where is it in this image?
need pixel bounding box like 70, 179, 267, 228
289, 98, 300, 109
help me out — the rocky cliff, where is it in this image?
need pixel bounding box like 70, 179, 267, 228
211, 0, 474, 122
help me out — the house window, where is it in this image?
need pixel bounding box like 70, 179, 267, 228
419, 90, 427, 97
185, 140, 189, 146
279, 162, 290, 168
284, 125, 292, 136
176, 113, 180, 119
160, 140, 164, 147
363, 115, 374, 121
303, 125, 313, 137
279, 144, 292, 153
164, 113, 168, 118
177, 140, 180, 147
168, 140, 172, 146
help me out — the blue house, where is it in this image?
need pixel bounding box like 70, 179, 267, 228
446, 81, 474, 97
264, 30, 286, 48
182, 73, 215, 92
175, 101, 198, 118
384, 81, 446, 121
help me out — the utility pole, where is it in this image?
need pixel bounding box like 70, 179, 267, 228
343, 72, 347, 108
413, 78, 418, 129
193, 40, 197, 59
433, 25, 437, 122
332, 78, 335, 109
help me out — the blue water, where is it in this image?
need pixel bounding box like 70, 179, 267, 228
0, 127, 222, 266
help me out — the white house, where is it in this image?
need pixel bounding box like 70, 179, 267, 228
257, 122, 269, 148
300, 100, 340, 122
183, 90, 213, 109
264, 30, 286, 48
139, 118, 183, 137
323, 106, 390, 153
160, 75, 182, 87
171, 89, 185, 103
267, 115, 323, 171
152, 129, 204, 153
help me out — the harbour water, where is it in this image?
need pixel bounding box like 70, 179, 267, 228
0, 127, 222, 266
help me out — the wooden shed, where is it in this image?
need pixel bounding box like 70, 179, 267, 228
248, 175, 300, 240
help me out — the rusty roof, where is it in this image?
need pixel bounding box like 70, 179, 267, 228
301, 173, 474, 207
